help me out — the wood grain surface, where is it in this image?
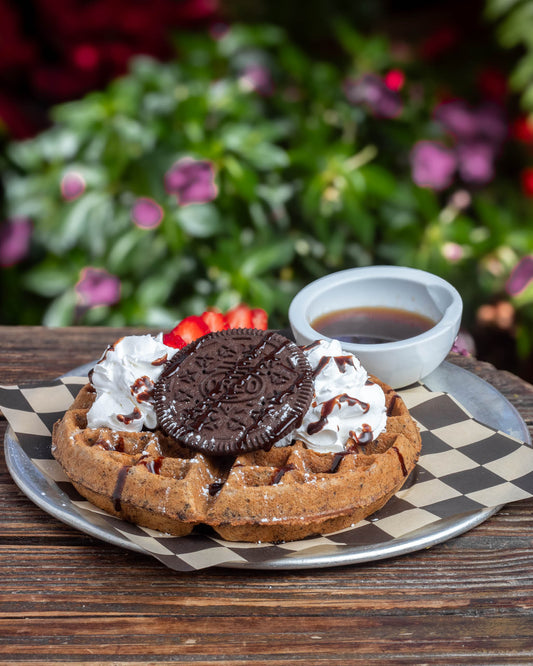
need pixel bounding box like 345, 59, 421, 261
1, 326, 532, 665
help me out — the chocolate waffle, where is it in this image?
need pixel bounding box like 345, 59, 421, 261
51, 377, 421, 543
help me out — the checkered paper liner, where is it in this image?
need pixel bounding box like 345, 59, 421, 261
2, 376, 533, 572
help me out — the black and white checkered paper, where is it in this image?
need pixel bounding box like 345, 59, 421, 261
1, 376, 533, 572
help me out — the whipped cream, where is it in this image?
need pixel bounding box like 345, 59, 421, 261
87, 334, 178, 432
86, 333, 387, 453
277, 339, 387, 453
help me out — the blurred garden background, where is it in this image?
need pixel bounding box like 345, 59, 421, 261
2, 0, 533, 380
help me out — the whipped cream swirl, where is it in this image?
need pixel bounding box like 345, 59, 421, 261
277, 339, 387, 453
87, 334, 178, 432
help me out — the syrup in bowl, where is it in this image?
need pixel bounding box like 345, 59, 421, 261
311, 306, 437, 345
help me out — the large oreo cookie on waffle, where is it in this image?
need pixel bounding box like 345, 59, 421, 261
153, 329, 314, 456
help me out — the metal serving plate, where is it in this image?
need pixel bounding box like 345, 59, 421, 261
4, 361, 530, 570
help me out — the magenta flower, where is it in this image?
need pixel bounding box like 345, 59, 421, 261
164, 158, 218, 206
61, 171, 86, 201
456, 142, 495, 185
434, 101, 476, 141
0, 217, 32, 267
410, 140, 456, 190
343, 73, 402, 119
75, 267, 121, 308
131, 197, 163, 229
434, 101, 507, 147
451, 330, 476, 357
506, 256, 533, 297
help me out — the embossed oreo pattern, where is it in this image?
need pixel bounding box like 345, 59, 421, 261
153, 329, 314, 455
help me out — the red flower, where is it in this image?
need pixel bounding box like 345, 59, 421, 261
384, 69, 405, 92
420, 26, 459, 60
512, 116, 533, 144
477, 67, 508, 103
521, 168, 533, 197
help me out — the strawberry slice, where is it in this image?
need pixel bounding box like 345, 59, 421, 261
225, 304, 253, 329
171, 315, 210, 345
251, 308, 268, 330
201, 310, 229, 332
162, 330, 187, 349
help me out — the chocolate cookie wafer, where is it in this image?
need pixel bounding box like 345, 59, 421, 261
153, 329, 314, 456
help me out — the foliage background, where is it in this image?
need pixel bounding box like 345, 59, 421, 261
2, 0, 533, 379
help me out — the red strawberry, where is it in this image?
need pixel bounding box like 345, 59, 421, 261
201, 310, 229, 332
225, 304, 253, 329
251, 308, 268, 330
162, 330, 187, 349
172, 315, 210, 345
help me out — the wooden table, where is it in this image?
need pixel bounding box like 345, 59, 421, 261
1, 326, 532, 664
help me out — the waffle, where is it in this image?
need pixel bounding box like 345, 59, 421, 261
51, 377, 421, 543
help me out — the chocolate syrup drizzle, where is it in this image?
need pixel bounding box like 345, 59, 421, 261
392, 446, 408, 476
112, 465, 130, 512
112, 455, 166, 511
387, 394, 399, 417
131, 375, 155, 404
307, 393, 370, 436
271, 463, 295, 485
328, 451, 353, 473
117, 407, 142, 425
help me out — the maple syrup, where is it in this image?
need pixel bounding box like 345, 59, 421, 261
312, 306, 436, 345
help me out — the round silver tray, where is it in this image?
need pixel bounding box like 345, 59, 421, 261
4, 361, 530, 570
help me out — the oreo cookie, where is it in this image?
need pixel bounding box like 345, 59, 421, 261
153, 329, 313, 456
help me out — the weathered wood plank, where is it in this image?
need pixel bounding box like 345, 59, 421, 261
1, 326, 532, 664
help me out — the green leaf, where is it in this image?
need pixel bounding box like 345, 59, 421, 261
42, 290, 78, 326
23, 265, 74, 297
58, 191, 113, 252
176, 203, 222, 238
224, 155, 259, 201
240, 239, 294, 278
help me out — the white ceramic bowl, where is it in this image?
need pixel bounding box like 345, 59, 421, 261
289, 266, 463, 388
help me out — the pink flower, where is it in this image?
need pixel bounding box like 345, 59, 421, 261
75, 267, 120, 308
164, 158, 218, 205
343, 74, 403, 119
240, 64, 274, 97
434, 101, 507, 147
506, 256, 533, 297
410, 141, 456, 190
456, 142, 495, 185
61, 171, 86, 201
131, 197, 164, 229
442, 242, 464, 262
451, 330, 476, 356
0, 217, 32, 267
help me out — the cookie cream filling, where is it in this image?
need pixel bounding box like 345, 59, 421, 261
87, 334, 178, 432
276, 339, 387, 453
